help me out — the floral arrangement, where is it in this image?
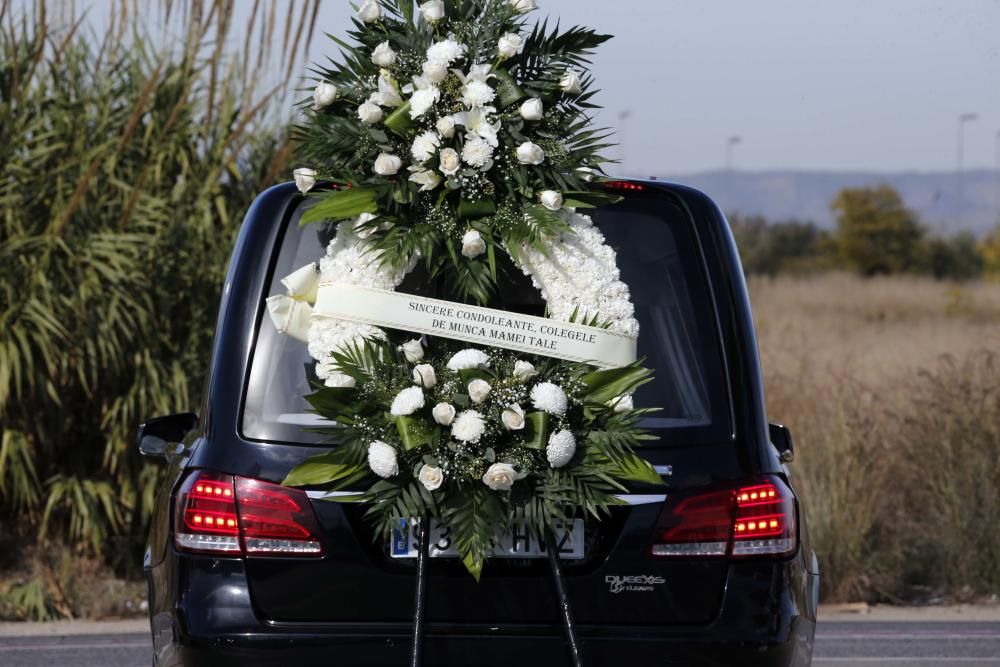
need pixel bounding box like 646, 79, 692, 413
278, 0, 662, 579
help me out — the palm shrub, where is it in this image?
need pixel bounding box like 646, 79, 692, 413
0, 0, 317, 593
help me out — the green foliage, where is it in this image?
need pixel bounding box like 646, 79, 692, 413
728, 214, 838, 276
0, 0, 317, 577
832, 185, 925, 276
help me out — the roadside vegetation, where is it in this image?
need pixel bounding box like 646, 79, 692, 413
0, 0, 317, 620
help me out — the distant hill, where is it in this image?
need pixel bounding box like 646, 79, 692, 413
662, 170, 999, 237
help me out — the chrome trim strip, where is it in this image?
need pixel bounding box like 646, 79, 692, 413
654, 465, 673, 476
306, 490, 667, 505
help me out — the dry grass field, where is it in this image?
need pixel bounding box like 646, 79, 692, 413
750, 273, 1000, 602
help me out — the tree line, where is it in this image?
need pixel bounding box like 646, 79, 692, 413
730, 184, 1000, 280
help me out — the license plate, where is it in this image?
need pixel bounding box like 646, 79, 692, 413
390, 518, 585, 560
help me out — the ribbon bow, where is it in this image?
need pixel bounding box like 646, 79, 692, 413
266, 263, 319, 343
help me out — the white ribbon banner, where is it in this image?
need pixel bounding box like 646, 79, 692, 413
313, 282, 637, 368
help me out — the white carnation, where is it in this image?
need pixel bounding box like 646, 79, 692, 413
461, 229, 486, 258
461, 135, 494, 169
426, 39, 466, 67
409, 85, 441, 119
447, 348, 491, 371
358, 100, 384, 124
482, 462, 517, 491
312, 81, 338, 111
390, 386, 425, 416
512, 360, 537, 381
413, 364, 437, 388
368, 441, 398, 478
546, 430, 576, 468
467, 378, 491, 404
432, 402, 456, 425
293, 167, 317, 193
462, 80, 496, 108
411, 131, 441, 163
418, 464, 444, 491
372, 42, 397, 66
530, 382, 568, 417
451, 409, 486, 443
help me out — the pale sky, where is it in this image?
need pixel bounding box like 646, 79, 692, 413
299, 0, 1000, 176
60, 0, 1000, 175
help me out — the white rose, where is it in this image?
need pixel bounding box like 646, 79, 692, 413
546, 430, 576, 468
452, 409, 486, 443
353, 211, 378, 238
419, 0, 445, 23
607, 394, 634, 412
418, 465, 444, 491
374, 153, 403, 176
312, 81, 338, 111
540, 190, 563, 211
411, 130, 441, 163
422, 61, 449, 84
467, 378, 491, 404
512, 360, 537, 381
498, 33, 525, 58
461, 229, 486, 258
323, 370, 357, 388
372, 41, 397, 66
390, 386, 425, 416
519, 97, 544, 121
516, 141, 545, 165
482, 462, 517, 491
501, 404, 526, 430
400, 338, 425, 363
439, 147, 461, 176
412, 364, 437, 388
510, 0, 537, 14
357, 0, 382, 23
293, 167, 317, 193
576, 166, 596, 182
432, 402, 456, 426
436, 115, 456, 138
358, 100, 384, 124
560, 69, 583, 95
368, 441, 398, 478
408, 167, 443, 192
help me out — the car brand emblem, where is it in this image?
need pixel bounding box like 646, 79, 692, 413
605, 574, 666, 594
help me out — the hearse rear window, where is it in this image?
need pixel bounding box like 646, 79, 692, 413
241, 192, 732, 445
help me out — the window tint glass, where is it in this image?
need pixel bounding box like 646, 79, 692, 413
242, 194, 731, 445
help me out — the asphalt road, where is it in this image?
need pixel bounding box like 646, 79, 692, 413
0, 621, 999, 666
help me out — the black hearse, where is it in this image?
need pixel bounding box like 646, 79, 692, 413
140, 179, 819, 666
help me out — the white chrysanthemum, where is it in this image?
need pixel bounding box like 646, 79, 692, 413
462, 80, 496, 108
368, 441, 399, 478
546, 430, 576, 468
411, 131, 440, 163
409, 85, 440, 119
426, 38, 466, 67
530, 382, 568, 417
516, 212, 640, 338
462, 135, 494, 168
451, 410, 485, 443
390, 386, 425, 416
446, 348, 490, 371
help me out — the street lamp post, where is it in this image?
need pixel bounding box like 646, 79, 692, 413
618, 110, 632, 175
957, 112, 978, 227
725, 136, 742, 206
995, 130, 1000, 226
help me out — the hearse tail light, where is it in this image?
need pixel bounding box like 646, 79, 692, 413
174, 471, 325, 557
649, 475, 797, 559
602, 180, 646, 192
